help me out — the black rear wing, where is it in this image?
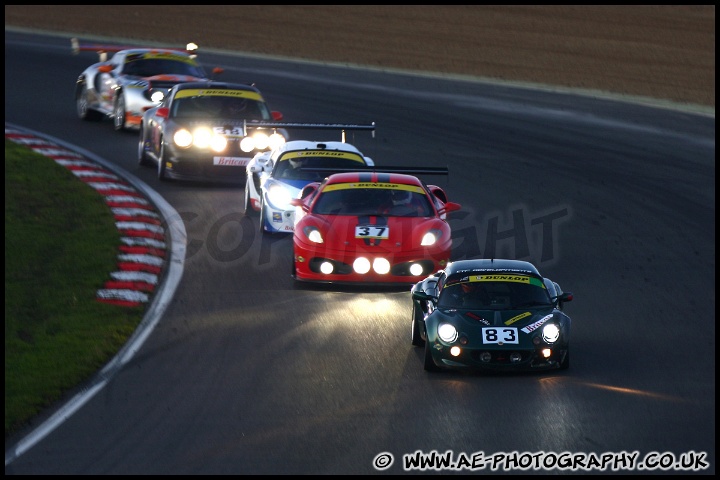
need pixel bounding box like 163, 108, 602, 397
299, 166, 448, 175
242, 121, 376, 142
71, 38, 199, 62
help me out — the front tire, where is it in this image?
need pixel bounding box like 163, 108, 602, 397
259, 201, 269, 234
411, 303, 425, 346
138, 125, 151, 166
559, 348, 570, 370
113, 93, 127, 131
423, 340, 440, 372
157, 142, 169, 181
76, 82, 102, 121
243, 182, 257, 216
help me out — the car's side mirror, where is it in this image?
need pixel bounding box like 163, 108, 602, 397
271, 111, 284, 121
412, 290, 437, 303
439, 201, 462, 214
290, 197, 309, 212
248, 164, 263, 174
156, 107, 169, 119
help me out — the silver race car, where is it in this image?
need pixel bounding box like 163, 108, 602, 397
72, 38, 222, 132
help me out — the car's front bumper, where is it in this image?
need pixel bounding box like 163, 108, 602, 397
293, 241, 451, 285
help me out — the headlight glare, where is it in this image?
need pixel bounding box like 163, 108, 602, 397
210, 134, 228, 152
173, 129, 193, 148
542, 323, 561, 344
266, 184, 292, 209
192, 127, 213, 148
252, 132, 270, 150
421, 231, 438, 246
268, 132, 286, 150
303, 226, 323, 244
438, 323, 458, 343
240, 136, 256, 152
353, 257, 371, 274
150, 91, 165, 103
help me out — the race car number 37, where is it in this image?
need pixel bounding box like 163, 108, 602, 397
355, 225, 389, 239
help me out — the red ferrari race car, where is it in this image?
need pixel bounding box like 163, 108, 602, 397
290, 169, 461, 286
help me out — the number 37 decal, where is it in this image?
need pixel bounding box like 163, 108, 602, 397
481, 327, 519, 344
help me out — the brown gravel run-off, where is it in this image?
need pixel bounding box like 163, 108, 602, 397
4, 5, 715, 109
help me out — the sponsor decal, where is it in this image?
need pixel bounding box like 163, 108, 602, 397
505, 311, 532, 325
139, 51, 196, 63
280, 150, 366, 162
272, 212, 282, 223
214, 157, 249, 166
521, 314, 553, 333
323, 182, 425, 194
174, 89, 263, 101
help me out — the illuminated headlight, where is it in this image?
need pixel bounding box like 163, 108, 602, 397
438, 323, 458, 343
266, 184, 292, 209
541, 323, 561, 344
421, 229, 442, 246
241, 132, 286, 152
319, 261, 333, 273
240, 136, 256, 152
268, 132, 286, 149
303, 226, 323, 244
210, 134, 228, 152
353, 257, 371, 274
173, 129, 193, 148
150, 91, 165, 103
372, 257, 390, 274
191, 127, 213, 148
409, 263, 424, 276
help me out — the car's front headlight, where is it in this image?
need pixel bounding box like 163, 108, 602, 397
150, 90, 165, 103
173, 128, 193, 148
266, 182, 293, 209
303, 226, 323, 243
421, 229, 442, 246
240, 131, 286, 152
541, 323, 560, 344
173, 127, 227, 152
438, 323, 458, 343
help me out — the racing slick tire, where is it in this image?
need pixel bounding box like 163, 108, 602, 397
157, 143, 169, 181
559, 348, 570, 370
411, 303, 425, 347
243, 184, 257, 216
113, 93, 128, 131
76, 82, 103, 122
259, 201, 269, 234
423, 340, 440, 372
138, 126, 152, 166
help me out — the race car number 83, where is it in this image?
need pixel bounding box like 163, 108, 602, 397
482, 327, 519, 344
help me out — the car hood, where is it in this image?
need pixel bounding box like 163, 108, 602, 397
307, 215, 447, 253
435, 307, 557, 330
143, 74, 207, 82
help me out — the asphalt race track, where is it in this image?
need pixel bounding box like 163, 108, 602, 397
4, 29, 715, 474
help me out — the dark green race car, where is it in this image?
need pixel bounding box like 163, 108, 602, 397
411, 259, 573, 372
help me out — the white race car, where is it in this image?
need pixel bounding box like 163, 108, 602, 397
243, 124, 375, 234
72, 38, 222, 132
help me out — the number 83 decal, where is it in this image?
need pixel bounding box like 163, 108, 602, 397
481, 327, 519, 344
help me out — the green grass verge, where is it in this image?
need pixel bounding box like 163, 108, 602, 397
5, 138, 146, 438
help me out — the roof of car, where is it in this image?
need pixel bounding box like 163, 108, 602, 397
275, 140, 365, 155
443, 259, 542, 278
173, 81, 261, 93
324, 171, 424, 186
